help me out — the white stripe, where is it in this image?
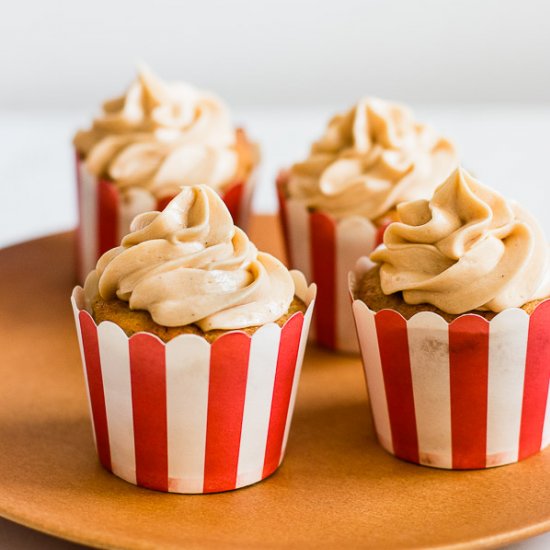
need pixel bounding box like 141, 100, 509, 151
118, 187, 156, 243
71, 295, 96, 448
541, 377, 550, 449
79, 163, 98, 280
165, 335, 211, 494
335, 217, 376, 353
237, 324, 281, 486
97, 322, 136, 484
285, 199, 311, 281
353, 301, 393, 453
280, 299, 315, 461
407, 312, 452, 468
487, 309, 529, 466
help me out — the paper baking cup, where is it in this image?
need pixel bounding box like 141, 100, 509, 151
71, 273, 316, 493
350, 264, 550, 469
75, 152, 257, 283
277, 172, 387, 353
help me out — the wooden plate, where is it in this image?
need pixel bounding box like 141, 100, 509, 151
1, 217, 550, 549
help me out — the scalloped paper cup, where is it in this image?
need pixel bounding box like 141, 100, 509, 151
277, 171, 388, 353
75, 151, 257, 283
350, 261, 550, 469
71, 272, 316, 493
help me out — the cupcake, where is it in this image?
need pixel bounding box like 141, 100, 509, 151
278, 97, 457, 352
74, 67, 259, 282
350, 167, 550, 469
71, 185, 316, 493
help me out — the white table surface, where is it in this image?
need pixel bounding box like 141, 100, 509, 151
1, 106, 550, 548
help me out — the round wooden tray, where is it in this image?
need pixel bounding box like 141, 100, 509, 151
2, 218, 550, 549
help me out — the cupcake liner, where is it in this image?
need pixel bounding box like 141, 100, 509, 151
349, 261, 550, 469
71, 272, 316, 493
277, 172, 386, 353
75, 152, 257, 283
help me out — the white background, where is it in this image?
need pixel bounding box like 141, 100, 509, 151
1, 0, 550, 248
1, 1, 550, 548
2, 0, 550, 108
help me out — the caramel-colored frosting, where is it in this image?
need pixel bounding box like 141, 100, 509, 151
371, 168, 550, 314
287, 97, 457, 220
84, 185, 294, 330
74, 68, 240, 196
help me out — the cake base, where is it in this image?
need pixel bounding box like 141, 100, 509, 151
92, 296, 307, 343
356, 266, 545, 321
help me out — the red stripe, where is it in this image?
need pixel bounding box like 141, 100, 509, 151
75, 152, 83, 282
375, 220, 392, 247
375, 310, 419, 463
129, 334, 168, 491
203, 333, 250, 493
222, 181, 245, 226
310, 211, 337, 349
519, 301, 550, 460
449, 315, 489, 469
263, 314, 304, 477
78, 312, 111, 471
156, 195, 174, 212
97, 179, 120, 257
276, 172, 292, 266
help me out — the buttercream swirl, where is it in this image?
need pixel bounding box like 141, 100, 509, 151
287, 97, 458, 221
84, 185, 294, 330
74, 67, 240, 196
370, 168, 550, 314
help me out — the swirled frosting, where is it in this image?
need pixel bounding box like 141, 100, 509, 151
74, 67, 241, 196
370, 168, 550, 314
84, 185, 294, 330
287, 97, 457, 221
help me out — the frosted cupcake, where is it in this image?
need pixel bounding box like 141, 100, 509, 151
278, 97, 457, 352
71, 185, 315, 493
351, 167, 550, 469
74, 67, 259, 281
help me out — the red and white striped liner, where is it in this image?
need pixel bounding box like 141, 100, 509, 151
277, 172, 386, 353
350, 261, 550, 469
71, 273, 316, 493
75, 153, 257, 283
